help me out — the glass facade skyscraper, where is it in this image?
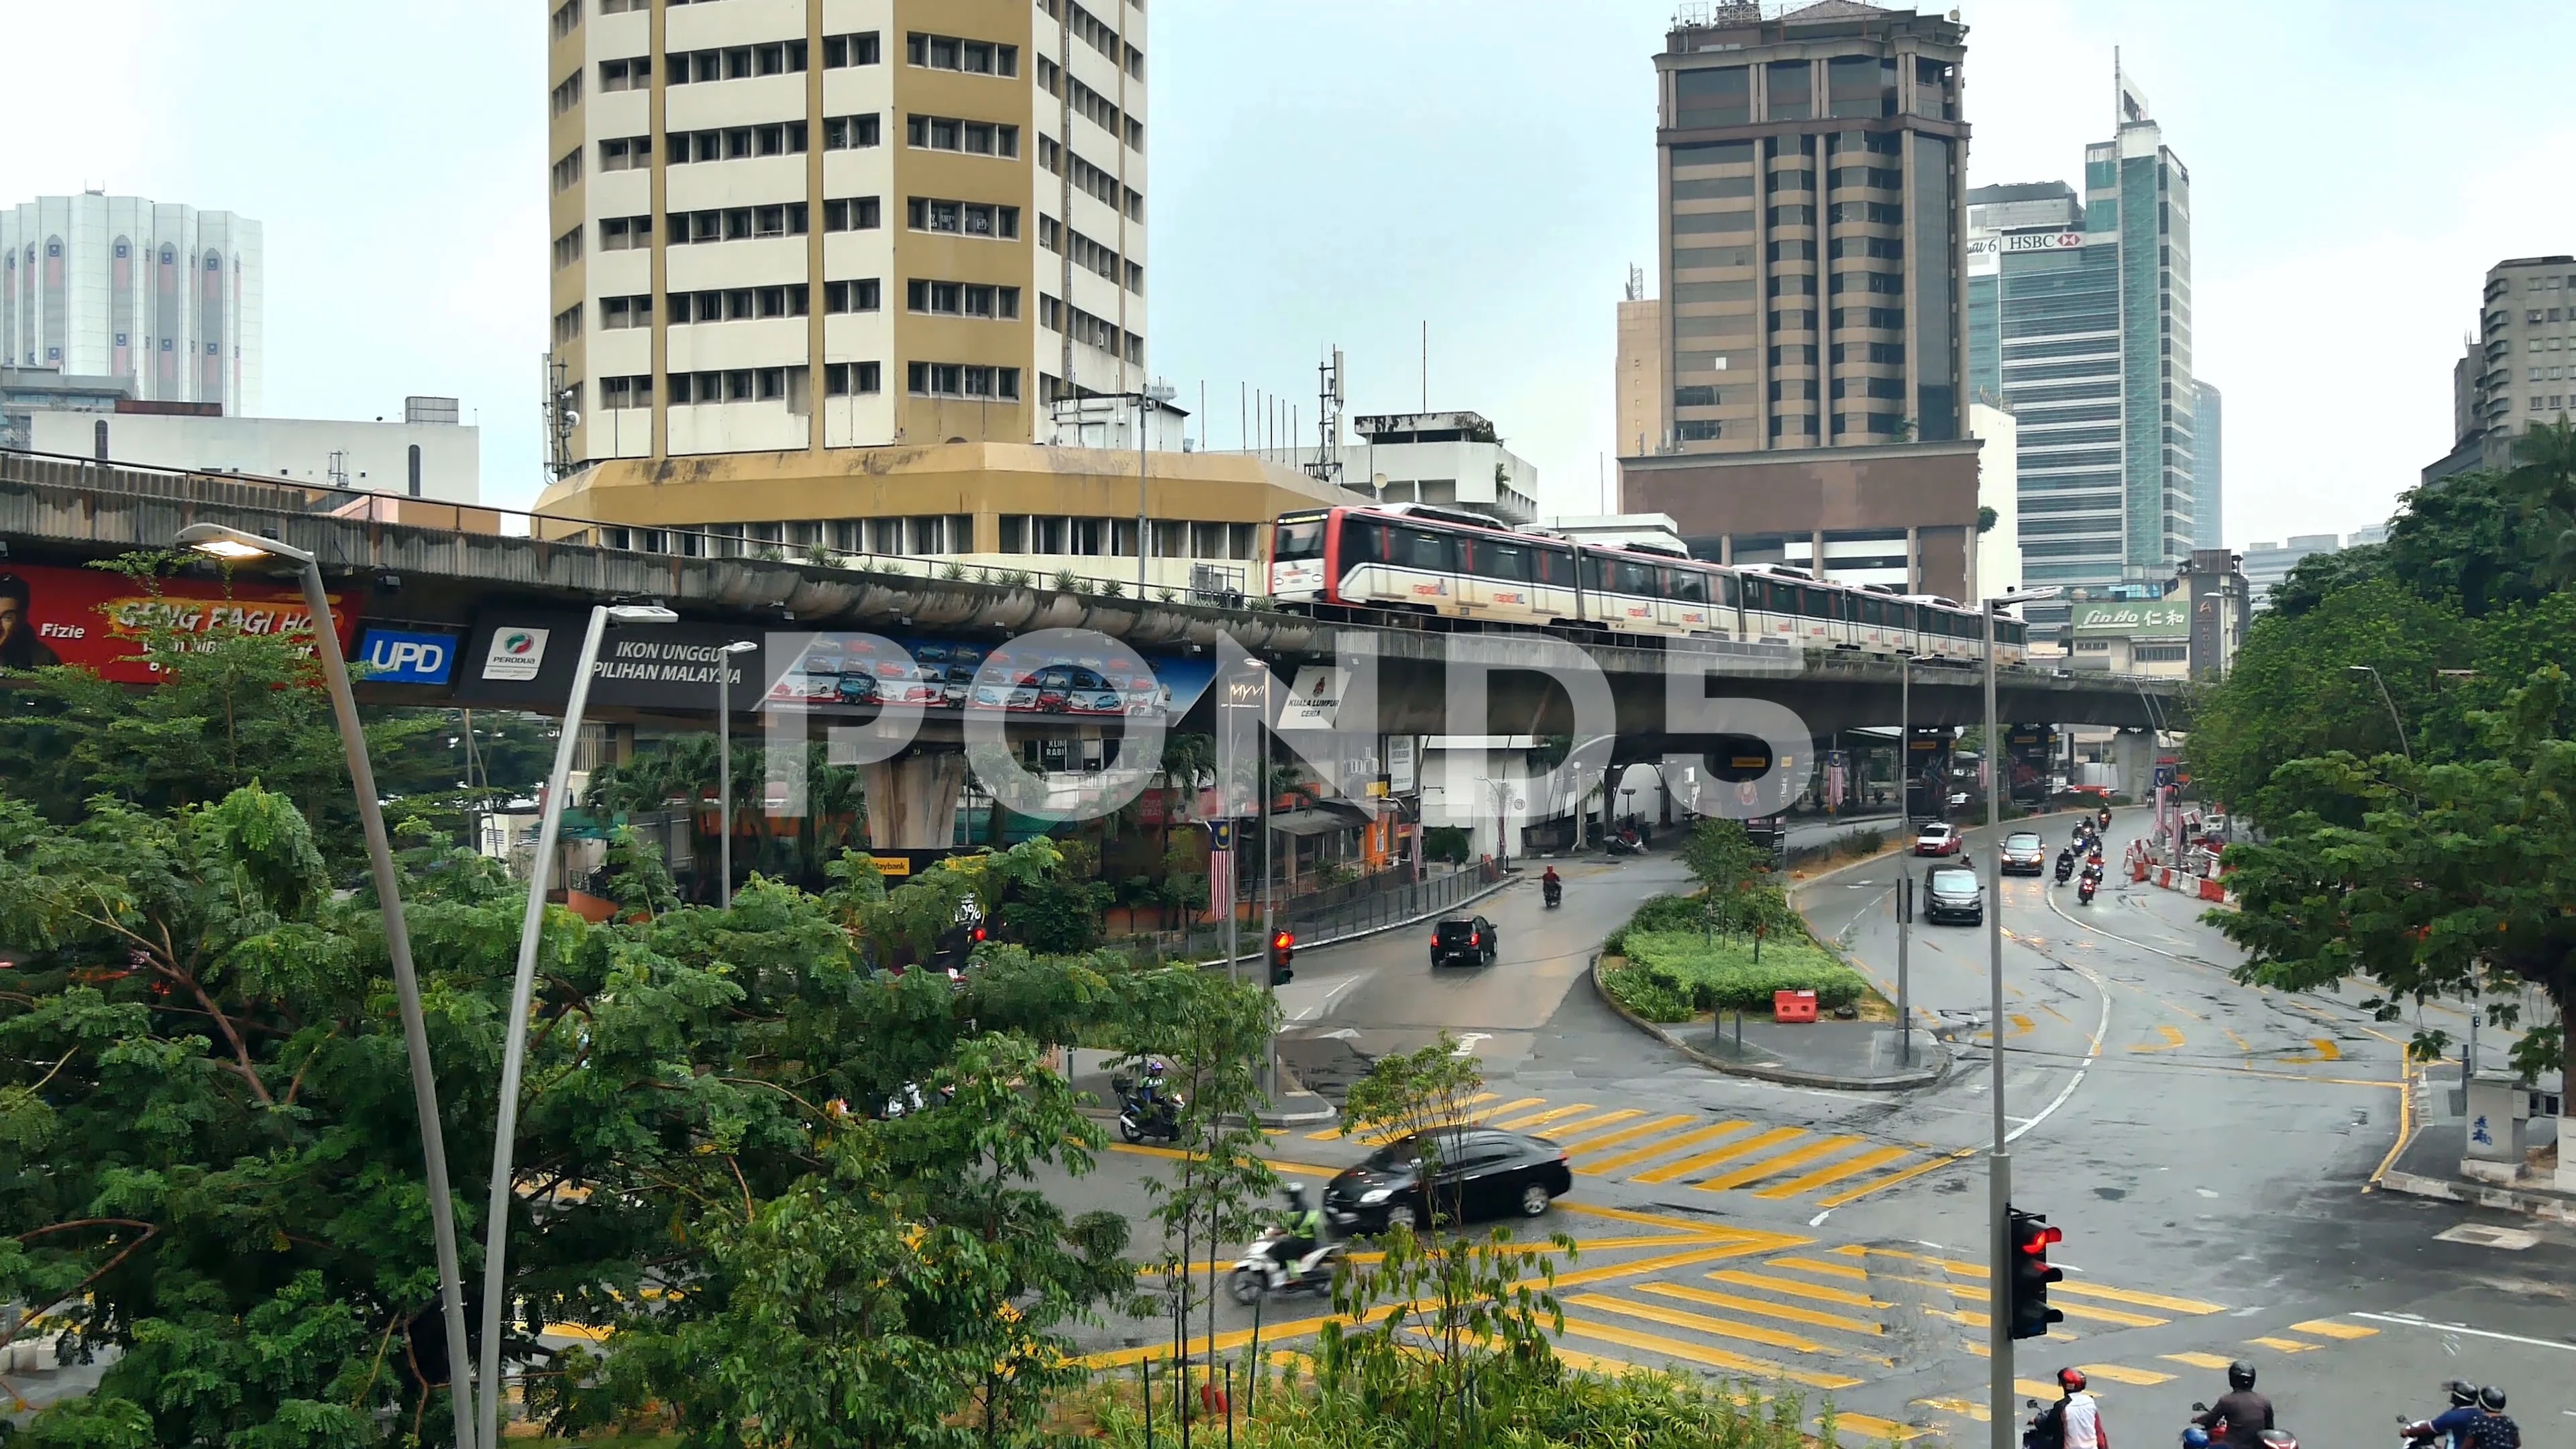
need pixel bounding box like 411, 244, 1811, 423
1965, 70, 2194, 641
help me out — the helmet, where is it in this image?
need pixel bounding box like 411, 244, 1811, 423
2058, 1368, 2087, 1393
2477, 1387, 2506, 1413
2228, 1362, 2255, 1391
1283, 1181, 1309, 1209
1146, 1058, 1167, 1075
2448, 1381, 2479, 1408
2182, 1430, 2211, 1449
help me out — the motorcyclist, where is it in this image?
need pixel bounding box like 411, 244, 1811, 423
2192, 1361, 2275, 1449
2402, 1382, 2484, 1449
1132, 1059, 1173, 1123
1268, 1182, 1325, 1282
2040, 1368, 2105, 1449
2055, 845, 2077, 879
1542, 865, 1562, 895
2471, 1387, 2518, 1449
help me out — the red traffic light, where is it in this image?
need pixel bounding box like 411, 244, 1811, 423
970, 926, 987, 943
2019, 1223, 2063, 1253
1271, 930, 1293, 951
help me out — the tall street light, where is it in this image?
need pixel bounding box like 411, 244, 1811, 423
2347, 664, 2414, 764
716, 639, 758, 909
175, 523, 480, 1449
1136, 379, 1176, 596
478, 602, 675, 1449
1980, 584, 2058, 1448
1894, 651, 1937, 1067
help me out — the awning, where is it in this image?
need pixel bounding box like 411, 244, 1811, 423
1267, 802, 1378, 837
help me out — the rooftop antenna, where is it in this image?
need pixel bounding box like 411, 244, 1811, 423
1307, 346, 1345, 487
541, 352, 579, 480
1624, 264, 1645, 302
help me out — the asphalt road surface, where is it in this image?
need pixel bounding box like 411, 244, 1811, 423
1056, 813, 2576, 1448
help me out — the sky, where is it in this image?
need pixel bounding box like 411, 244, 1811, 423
5, 0, 2571, 551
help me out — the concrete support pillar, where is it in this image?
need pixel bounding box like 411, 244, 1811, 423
862, 751, 971, 851
1811, 529, 1827, 581
2110, 729, 2155, 802
1904, 526, 1921, 592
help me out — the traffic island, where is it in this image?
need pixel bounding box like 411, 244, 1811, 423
1590, 952, 1949, 1091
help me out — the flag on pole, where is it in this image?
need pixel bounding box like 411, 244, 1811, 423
1207, 849, 1234, 922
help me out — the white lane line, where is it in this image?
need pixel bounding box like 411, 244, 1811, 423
2008, 955, 2108, 1144
1290, 976, 1366, 1022
2349, 1312, 2576, 1354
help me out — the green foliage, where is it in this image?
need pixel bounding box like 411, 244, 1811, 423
1609, 930, 1870, 1021
2212, 666, 2576, 1077
1421, 826, 1471, 865
2267, 542, 2390, 619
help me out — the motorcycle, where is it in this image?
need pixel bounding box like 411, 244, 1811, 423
2054, 853, 2076, 885
1605, 832, 1644, 857
1110, 1073, 1184, 1144
1542, 877, 1563, 908
2192, 1405, 2298, 1449
2077, 871, 2100, 906
2098, 805, 2114, 830
1227, 1228, 1345, 1305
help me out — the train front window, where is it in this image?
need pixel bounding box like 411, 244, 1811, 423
1344, 521, 1384, 564
1615, 559, 1658, 596
1274, 519, 1326, 561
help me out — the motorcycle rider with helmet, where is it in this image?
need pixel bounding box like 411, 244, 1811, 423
1267, 1182, 1326, 1285
2192, 1362, 2275, 1449
2402, 1382, 2486, 1449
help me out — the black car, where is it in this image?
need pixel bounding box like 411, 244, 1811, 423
1999, 830, 2048, 876
1923, 865, 1983, 926
1430, 914, 1498, 967
1323, 1128, 1572, 1234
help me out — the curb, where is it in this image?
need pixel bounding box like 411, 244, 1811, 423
2374, 1169, 2576, 1224
1587, 952, 1947, 1092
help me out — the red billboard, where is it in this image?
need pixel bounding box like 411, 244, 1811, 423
0, 562, 357, 684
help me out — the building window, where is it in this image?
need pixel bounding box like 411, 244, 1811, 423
600, 0, 647, 11
598, 214, 652, 250
1676, 420, 1722, 441
822, 32, 882, 67
408, 443, 423, 499
552, 227, 584, 269
598, 135, 653, 170
598, 56, 651, 91
668, 286, 807, 323
550, 148, 584, 193
906, 197, 1020, 239
600, 374, 653, 409
549, 71, 583, 115
553, 305, 583, 344
823, 197, 882, 231
906, 362, 1022, 400
667, 204, 809, 244
906, 32, 1018, 76
669, 123, 808, 162
599, 294, 653, 329
905, 113, 1020, 158
668, 368, 802, 404
905, 280, 1019, 319
822, 114, 882, 150
1674, 386, 1718, 408
667, 42, 808, 83
824, 362, 882, 396
825, 279, 882, 313
549, 0, 579, 38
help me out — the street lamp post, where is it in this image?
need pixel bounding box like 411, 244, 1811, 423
176, 523, 482, 1449
1136, 379, 1175, 597
478, 602, 675, 1449
716, 639, 757, 909
2347, 664, 2414, 764
1980, 586, 2058, 1448
1894, 652, 1937, 1068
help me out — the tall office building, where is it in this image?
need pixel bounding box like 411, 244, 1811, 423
0, 193, 262, 415
546, 0, 1148, 466
2426, 254, 2576, 484
2192, 379, 2220, 547
1964, 66, 2193, 639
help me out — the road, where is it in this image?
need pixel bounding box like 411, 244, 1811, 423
1058, 812, 2576, 1446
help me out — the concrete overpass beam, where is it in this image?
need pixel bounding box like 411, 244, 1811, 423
862, 751, 971, 851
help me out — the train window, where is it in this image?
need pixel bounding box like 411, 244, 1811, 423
1665, 568, 1707, 604
1579, 553, 1606, 590
1741, 575, 1770, 611
1861, 596, 1882, 625
1801, 586, 1831, 620
1394, 527, 1455, 572
1615, 559, 1660, 596
1536, 549, 1575, 586
1470, 539, 1533, 581
1344, 521, 1385, 564
1721, 574, 1740, 606
1275, 519, 1326, 560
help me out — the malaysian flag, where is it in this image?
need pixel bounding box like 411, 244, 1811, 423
1207, 849, 1234, 922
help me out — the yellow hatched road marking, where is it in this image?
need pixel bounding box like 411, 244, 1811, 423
1580, 1120, 1752, 1176
1562, 1113, 1698, 1157
2012, 1014, 2036, 1035
1697, 1135, 1867, 1193
2245, 1336, 2318, 1353
1307, 1091, 1509, 1142
1709, 1269, 1889, 1311
1636, 1281, 1883, 1336
1830, 1244, 2224, 1318
1494, 1102, 1599, 1132
1755, 1144, 1913, 1200
1918, 1396, 1989, 1423
2306, 1038, 2343, 1061
2080, 1363, 2176, 1385
1566, 1293, 1851, 1357
2163, 1352, 2235, 1370
2223, 1028, 2255, 1053
1537, 1108, 1649, 1140
1815, 1148, 1976, 1208
1554, 1316, 1864, 1390
2017, 1378, 2062, 1399
1635, 1125, 1809, 1185
1833, 1413, 1935, 1443
1768, 1254, 1870, 1282
2289, 1319, 2377, 1340
2130, 1024, 2188, 1053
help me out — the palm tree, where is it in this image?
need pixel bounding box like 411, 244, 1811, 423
2506, 417, 2576, 590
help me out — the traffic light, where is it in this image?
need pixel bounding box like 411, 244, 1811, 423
2007, 1208, 2064, 1340
1269, 930, 1295, 985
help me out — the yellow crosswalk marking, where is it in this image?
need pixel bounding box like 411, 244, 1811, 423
1534, 1108, 1648, 1141
1756, 1144, 1913, 1200
1698, 1135, 1867, 1193
1917, 1396, 1989, 1423
1710, 1269, 1889, 1311
2163, 1352, 2235, 1370
1308, 1092, 1511, 1142
2080, 1363, 2176, 1385
1816, 1148, 1975, 1208
2289, 1319, 2377, 1340
1635, 1126, 1809, 1185
1562, 1113, 1697, 1157
1494, 1102, 1599, 1132
2012, 1013, 2035, 1034
2016, 1378, 2061, 1399
2245, 1336, 2318, 1353
1580, 1120, 1751, 1176
2130, 1024, 2188, 1053
1768, 1254, 1869, 1282
1829, 1244, 2218, 1320
1832, 1412, 1934, 1443
1637, 1281, 1883, 1336
1554, 1316, 1864, 1390
2306, 1038, 2342, 1061
1568, 1293, 1855, 1358
2057, 1282, 2229, 1316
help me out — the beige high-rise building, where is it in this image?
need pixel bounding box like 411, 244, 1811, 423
1613, 296, 1664, 458
544, 0, 1147, 466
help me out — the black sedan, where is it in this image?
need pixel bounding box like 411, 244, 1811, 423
1323, 1128, 1571, 1234
1430, 914, 1499, 968
1999, 830, 2048, 876
1923, 865, 1984, 926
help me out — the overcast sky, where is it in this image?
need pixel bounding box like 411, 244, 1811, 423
7, 0, 2570, 551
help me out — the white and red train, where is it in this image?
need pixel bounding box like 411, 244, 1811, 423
1267, 503, 2027, 665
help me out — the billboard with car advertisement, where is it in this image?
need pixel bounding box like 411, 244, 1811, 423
0, 561, 356, 683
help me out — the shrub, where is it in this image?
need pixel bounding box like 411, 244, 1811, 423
1603, 961, 1697, 1022
1053, 568, 1083, 592
1422, 825, 1472, 865
1619, 930, 1872, 1014
1850, 827, 1885, 855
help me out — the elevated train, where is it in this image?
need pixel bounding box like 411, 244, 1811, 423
1269, 503, 2027, 665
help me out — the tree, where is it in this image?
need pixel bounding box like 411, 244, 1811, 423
2267, 542, 2390, 619
2212, 666, 2576, 1078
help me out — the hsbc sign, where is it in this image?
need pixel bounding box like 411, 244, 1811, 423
1969, 232, 2087, 258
